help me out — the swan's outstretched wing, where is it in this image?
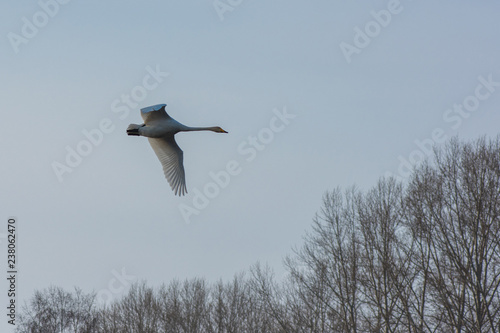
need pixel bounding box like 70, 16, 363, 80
147, 135, 187, 196
141, 104, 170, 125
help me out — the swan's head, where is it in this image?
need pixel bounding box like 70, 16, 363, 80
214, 127, 228, 133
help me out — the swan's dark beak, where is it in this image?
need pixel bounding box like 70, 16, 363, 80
221, 129, 228, 133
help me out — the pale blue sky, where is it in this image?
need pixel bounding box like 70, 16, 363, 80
1, 1, 500, 330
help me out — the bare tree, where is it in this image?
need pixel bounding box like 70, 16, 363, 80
407, 137, 500, 333
249, 263, 290, 332
17, 286, 99, 333
104, 281, 160, 333
205, 273, 255, 332
280, 187, 362, 332
357, 178, 415, 333
156, 279, 183, 332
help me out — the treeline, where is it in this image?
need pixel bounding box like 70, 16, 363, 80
18, 137, 500, 333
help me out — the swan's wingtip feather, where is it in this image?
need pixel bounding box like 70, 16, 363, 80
140, 104, 167, 113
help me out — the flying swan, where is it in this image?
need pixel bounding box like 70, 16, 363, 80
127, 104, 227, 196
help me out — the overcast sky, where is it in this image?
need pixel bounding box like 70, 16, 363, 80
1, 0, 500, 330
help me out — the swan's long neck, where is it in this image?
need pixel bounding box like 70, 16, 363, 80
181, 126, 219, 132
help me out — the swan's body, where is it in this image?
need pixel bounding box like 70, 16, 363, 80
127, 104, 227, 196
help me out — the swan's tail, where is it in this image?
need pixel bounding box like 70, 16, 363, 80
127, 124, 143, 136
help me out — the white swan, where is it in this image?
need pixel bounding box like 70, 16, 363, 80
127, 104, 227, 196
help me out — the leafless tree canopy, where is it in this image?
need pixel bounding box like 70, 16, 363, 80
17, 137, 500, 333
17, 286, 99, 333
